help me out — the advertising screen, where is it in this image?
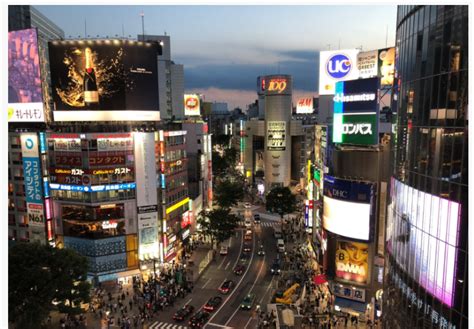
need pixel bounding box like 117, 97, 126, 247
333, 78, 379, 145
335, 240, 369, 284
8, 28, 45, 122
49, 40, 159, 121
378, 47, 395, 86
319, 49, 359, 95
296, 97, 314, 114
184, 94, 201, 116
266, 121, 286, 151
387, 178, 460, 307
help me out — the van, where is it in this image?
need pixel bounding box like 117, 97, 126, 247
277, 239, 285, 253
273, 227, 283, 239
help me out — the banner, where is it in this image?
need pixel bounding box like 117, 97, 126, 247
184, 94, 201, 116
266, 121, 286, 151
8, 28, 45, 122
335, 240, 369, 284
378, 47, 395, 86
357, 50, 378, 79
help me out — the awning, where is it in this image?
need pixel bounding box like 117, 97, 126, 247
335, 297, 367, 314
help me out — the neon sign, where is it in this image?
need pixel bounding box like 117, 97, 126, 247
267, 78, 287, 93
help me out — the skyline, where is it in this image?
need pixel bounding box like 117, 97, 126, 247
37, 5, 397, 109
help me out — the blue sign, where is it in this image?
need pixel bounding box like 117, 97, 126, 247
39, 132, 47, 154
23, 157, 43, 204
323, 175, 374, 203
334, 77, 379, 114
161, 174, 165, 189
326, 53, 352, 79
43, 178, 50, 198
50, 182, 136, 192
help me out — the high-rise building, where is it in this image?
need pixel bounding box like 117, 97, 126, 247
384, 5, 468, 329
138, 34, 185, 121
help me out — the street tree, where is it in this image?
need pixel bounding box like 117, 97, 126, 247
197, 208, 239, 248
9, 242, 91, 329
214, 179, 245, 209
265, 186, 297, 220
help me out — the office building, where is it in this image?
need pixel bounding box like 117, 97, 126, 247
383, 5, 468, 328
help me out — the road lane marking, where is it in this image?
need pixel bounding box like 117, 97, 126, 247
201, 278, 212, 289
206, 323, 233, 328
243, 316, 254, 329
224, 261, 231, 270
260, 276, 275, 304
185, 298, 192, 305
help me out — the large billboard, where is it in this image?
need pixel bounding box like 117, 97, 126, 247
184, 94, 201, 116
266, 121, 286, 151
8, 28, 45, 122
49, 40, 159, 121
333, 77, 380, 145
378, 47, 395, 86
335, 240, 369, 284
387, 178, 460, 307
319, 49, 359, 95
296, 97, 314, 114
322, 175, 374, 241
357, 50, 378, 79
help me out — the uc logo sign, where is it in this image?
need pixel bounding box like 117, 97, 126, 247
326, 54, 352, 79
268, 79, 287, 93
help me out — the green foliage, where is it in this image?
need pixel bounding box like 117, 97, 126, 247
197, 208, 239, 247
265, 186, 297, 218
214, 179, 245, 209
9, 242, 91, 328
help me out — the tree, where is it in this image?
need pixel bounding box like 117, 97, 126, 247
9, 242, 91, 329
214, 179, 245, 209
265, 186, 297, 220
212, 134, 231, 148
197, 208, 239, 248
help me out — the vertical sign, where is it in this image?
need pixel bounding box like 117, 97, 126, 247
21, 133, 44, 227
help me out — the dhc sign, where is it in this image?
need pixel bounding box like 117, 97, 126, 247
326, 54, 352, 79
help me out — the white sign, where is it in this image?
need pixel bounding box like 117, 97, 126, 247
296, 97, 314, 114
319, 49, 360, 95
27, 203, 44, 227
322, 196, 371, 240
21, 133, 39, 158
357, 50, 378, 79
184, 94, 201, 116
138, 212, 158, 229
8, 102, 45, 122
342, 123, 373, 135
134, 132, 158, 208
54, 138, 81, 152
266, 121, 286, 151
97, 138, 133, 151
102, 220, 118, 229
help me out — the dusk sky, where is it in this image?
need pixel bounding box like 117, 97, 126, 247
37, 5, 397, 110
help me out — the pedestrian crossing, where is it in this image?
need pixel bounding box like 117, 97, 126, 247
149, 321, 188, 329
238, 221, 278, 228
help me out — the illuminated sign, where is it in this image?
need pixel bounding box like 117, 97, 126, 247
102, 220, 118, 229
357, 50, 378, 79
97, 137, 133, 151
39, 132, 47, 153
331, 282, 366, 303
184, 94, 201, 116
266, 121, 286, 151
8, 29, 45, 122
182, 229, 190, 240
333, 93, 376, 103
267, 78, 287, 94
166, 197, 190, 215
296, 97, 314, 114
181, 210, 193, 229
319, 49, 359, 95
27, 203, 45, 227
335, 240, 369, 284
45, 198, 52, 220
378, 47, 395, 86
53, 138, 81, 152
49, 182, 136, 192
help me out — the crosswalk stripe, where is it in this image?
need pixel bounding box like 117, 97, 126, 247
149, 321, 187, 329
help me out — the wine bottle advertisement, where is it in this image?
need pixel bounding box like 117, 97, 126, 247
48, 40, 159, 121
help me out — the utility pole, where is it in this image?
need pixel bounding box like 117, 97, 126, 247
385, 25, 389, 47
84, 19, 87, 38
140, 11, 145, 37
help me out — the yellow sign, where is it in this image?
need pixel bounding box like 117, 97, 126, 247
166, 197, 190, 215
335, 240, 369, 284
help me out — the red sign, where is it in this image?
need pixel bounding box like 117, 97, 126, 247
181, 211, 193, 229
268, 78, 287, 93
55, 155, 82, 166
89, 155, 125, 166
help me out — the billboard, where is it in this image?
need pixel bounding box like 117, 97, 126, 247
49, 40, 159, 121
335, 240, 369, 284
378, 47, 395, 86
333, 77, 379, 145
387, 178, 460, 307
296, 97, 314, 114
357, 50, 378, 79
319, 49, 359, 95
323, 175, 374, 241
8, 28, 45, 122
184, 94, 201, 116
266, 121, 286, 151
264, 75, 292, 96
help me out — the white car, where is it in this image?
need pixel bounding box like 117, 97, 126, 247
244, 219, 252, 228
220, 246, 228, 255
244, 202, 251, 209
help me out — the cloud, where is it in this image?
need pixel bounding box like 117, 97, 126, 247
186, 87, 317, 111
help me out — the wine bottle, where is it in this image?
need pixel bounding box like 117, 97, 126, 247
83, 47, 99, 109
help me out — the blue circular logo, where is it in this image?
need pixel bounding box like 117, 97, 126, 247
326, 54, 352, 79
25, 138, 34, 149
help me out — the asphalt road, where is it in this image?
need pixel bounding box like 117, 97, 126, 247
150, 206, 280, 329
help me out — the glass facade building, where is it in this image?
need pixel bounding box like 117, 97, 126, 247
384, 5, 468, 329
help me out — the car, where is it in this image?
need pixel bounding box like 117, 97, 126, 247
270, 259, 281, 275
253, 214, 261, 224
244, 233, 252, 241
173, 304, 195, 322
245, 229, 252, 235
244, 202, 251, 209
234, 264, 245, 275
257, 245, 265, 256
240, 293, 256, 310
218, 280, 235, 294
188, 310, 210, 328
220, 245, 228, 255
244, 218, 252, 228
240, 253, 249, 262
203, 296, 223, 312
243, 243, 252, 253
